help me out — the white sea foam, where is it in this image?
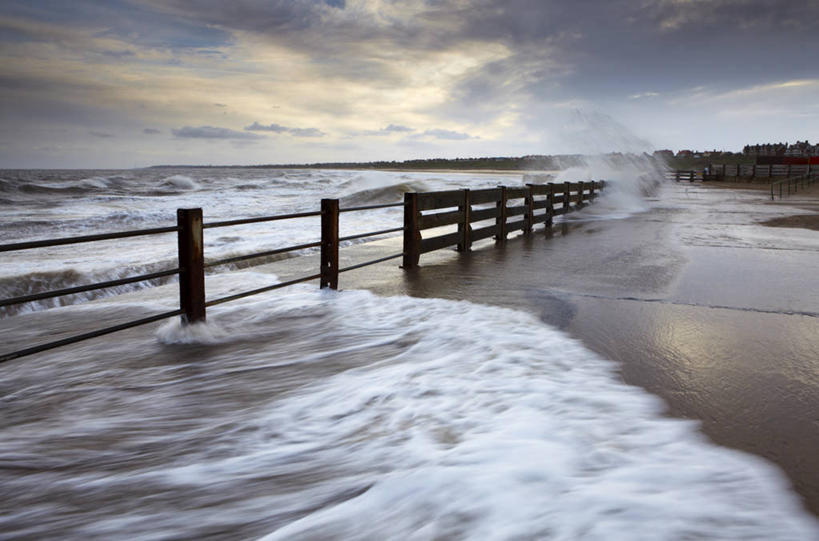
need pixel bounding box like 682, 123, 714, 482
1, 284, 817, 538
61, 284, 806, 539
79, 176, 110, 189
155, 318, 230, 344
232, 289, 816, 540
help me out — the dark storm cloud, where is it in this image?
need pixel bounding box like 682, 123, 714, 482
127, 0, 818, 124
172, 126, 264, 139
245, 122, 325, 137
2, 0, 232, 50
89, 130, 115, 138
143, 128, 161, 134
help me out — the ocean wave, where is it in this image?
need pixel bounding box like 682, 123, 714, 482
78, 176, 111, 190
0, 287, 816, 538
340, 180, 431, 207
0, 262, 179, 317
160, 174, 199, 191
246, 290, 817, 540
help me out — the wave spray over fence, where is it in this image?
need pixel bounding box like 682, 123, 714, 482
0, 181, 603, 363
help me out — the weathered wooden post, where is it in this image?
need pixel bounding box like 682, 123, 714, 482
524, 184, 534, 235
495, 186, 508, 243
563, 182, 571, 214
402, 192, 420, 269
577, 181, 585, 208
457, 189, 471, 252
320, 198, 339, 289
177, 208, 206, 324
589, 181, 596, 200
545, 183, 554, 229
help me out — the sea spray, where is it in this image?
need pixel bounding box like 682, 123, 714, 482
552, 109, 667, 219
156, 318, 230, 345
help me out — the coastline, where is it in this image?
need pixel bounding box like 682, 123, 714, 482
328, 181, 819, 515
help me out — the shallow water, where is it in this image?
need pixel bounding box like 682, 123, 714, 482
2, 170, 818, 538
1, 285, 817, 539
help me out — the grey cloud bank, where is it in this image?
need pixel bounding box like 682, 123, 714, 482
172, 126, 264, 140
245, 122, 325, 137
0, 0, 817, 167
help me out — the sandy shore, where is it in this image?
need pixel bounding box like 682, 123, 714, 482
318, 181, 819, 516
3, 178, 816, 520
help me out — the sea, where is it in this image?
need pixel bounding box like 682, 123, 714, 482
1, 167, 817, 539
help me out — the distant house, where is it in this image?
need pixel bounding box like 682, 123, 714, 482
676, 150, 693, 158
744, 140, 817, 158
653, 150, 674, 159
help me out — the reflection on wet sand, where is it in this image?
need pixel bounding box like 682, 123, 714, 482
350, 182, 819, 515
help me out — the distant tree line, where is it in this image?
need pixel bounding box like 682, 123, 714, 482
152, 155, 589, 171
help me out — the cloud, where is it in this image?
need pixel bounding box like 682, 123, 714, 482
245, 121, 289, 133
421, 128, 475, 140
172, 125, 264, 139
358, 124, 416, 136
629, 92, 660, 100
385, 124, 413, 132
89, 130, 114, 138
143, 128, 161, 134
245, 121, 325, 137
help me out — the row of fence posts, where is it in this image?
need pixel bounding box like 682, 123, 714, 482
175, 182, 593, 326
403, 181, 593, 269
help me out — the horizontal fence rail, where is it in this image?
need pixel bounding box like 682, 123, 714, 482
770, 174, 817, 200
1, 181, 606, 363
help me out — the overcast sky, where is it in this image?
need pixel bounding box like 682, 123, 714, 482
0, 0, 817, 168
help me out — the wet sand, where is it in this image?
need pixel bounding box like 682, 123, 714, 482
3, 180, 817, 522
328, 182, 819, 515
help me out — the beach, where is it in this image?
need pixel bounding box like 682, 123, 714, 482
1, 169, 818, 538
336, 180, 819, 515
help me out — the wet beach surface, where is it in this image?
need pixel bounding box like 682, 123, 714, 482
336, 181, 819, 515
2, 178, 818, 538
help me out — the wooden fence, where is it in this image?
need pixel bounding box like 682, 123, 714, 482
770, 174, 818, 200
706, 163, 817, 180
0, 181, 604, 363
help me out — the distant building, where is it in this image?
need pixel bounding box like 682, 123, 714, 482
653, 150, 674, 159
676, 150, 693, 158
744, 141, 817, 157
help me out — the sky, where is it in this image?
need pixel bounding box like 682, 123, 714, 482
0, 0, 817, 168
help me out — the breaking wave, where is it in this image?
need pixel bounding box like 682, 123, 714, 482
341, 180, 431, 207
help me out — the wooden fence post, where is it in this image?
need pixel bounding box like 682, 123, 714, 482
577, 181, 586, 208
563, 182, 571, 214
545, 183, 554, 229
177, 208, 206, 324
402, 192, 420, 268
589, 181, 596, 200
458, 189, 471, 252
524, 184, 534, 235
320, 199, 339, 289
495, 186, 508, 242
